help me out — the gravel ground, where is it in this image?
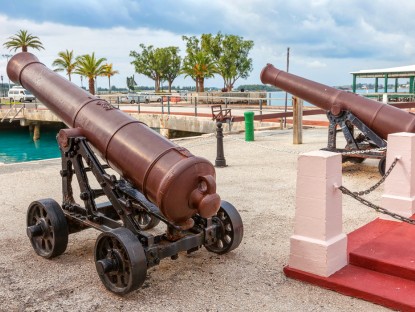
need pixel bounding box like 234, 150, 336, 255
0, 127, 391, 311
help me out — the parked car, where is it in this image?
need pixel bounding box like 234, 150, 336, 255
119, 93, 163, 104
8, 86, 36, 102
129, 94, 148, 104
141, 93, 162, 102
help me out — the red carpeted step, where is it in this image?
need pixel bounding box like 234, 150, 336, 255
347, 217, 399, 254
349, 219, 415, 281
285, 217, 415, 310
284, 264, 415, 311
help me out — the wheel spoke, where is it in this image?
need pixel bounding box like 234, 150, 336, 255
103, 239, 112, 257
34, 206, 41, 219
46, 238, 53, 251
41, 238, 46, 250
218, 211, 225, 220
40, 207, 46, 218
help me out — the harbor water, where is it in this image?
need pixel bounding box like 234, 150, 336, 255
0, 122, 63, 164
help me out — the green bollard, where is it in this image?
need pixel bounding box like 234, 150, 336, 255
244, 111, 254, 141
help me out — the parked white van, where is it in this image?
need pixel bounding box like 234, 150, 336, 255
8, 86, 36, 102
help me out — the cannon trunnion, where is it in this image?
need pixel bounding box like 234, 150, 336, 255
9, 53, 243, 294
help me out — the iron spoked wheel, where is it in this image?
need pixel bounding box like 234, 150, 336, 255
134, 211, 160, 230
205, 200, 243, 255
26, 198, 69, 259
94, 228, 147, 295
378, 156, 386, 176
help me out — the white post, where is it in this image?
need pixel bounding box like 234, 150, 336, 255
382, 93, 388, 104
289, 150, 347, 276
381, 132, 415, 218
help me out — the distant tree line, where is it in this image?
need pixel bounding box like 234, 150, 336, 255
3, 29, 255, 95
3, 30, 119, 95
236, 84, 281, 92
130, 32, 254, 93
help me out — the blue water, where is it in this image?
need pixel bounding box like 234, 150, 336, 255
267, 88, 410, 107
0, 125, 62, 163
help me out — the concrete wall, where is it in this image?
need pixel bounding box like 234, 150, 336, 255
0, 108, 279, 135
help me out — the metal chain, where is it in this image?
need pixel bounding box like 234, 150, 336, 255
341, 147, 386, 155
353, 157, 399, 196
338, 157, 415, 225
338, 185, 415, 225
229, 136, 301, 154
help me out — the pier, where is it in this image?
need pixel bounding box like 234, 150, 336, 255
0, 93, 329, 139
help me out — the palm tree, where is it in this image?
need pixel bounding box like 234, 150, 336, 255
52, 50, 77, 81
3, 29, 44, 52
181, 51, 217, 92
74, 53, 107, 95
101, 63, 119, 93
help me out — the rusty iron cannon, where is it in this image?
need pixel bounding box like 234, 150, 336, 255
8, 52, 243, 294
261, 64, 415, 174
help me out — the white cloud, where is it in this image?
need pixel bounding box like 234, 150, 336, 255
306, 60, 327, 68
2, 1, 415, 88
0, 15, 196, 88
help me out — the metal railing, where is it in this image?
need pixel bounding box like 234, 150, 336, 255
99, 93, 294, 118
0, 94, 321, 125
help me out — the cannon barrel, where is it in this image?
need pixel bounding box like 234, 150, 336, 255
260, 64, 415, 140
7, 52, 220, 227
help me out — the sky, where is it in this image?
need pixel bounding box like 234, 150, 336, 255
0, 0, 415, 90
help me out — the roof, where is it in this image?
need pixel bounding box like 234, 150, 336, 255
350, 65, 415, 78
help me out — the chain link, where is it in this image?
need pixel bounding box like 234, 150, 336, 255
338, 157, 415, 225
229, 136, 301, 154
339, 185, 415, 225
341, 147, 386, 155
352, 157, 399, 196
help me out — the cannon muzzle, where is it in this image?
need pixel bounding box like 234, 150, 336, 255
260, 64, 415, 140
8, 52, 221, 227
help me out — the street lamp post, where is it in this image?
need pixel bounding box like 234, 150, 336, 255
1, 75, 3, 97
2, 54, 12, 90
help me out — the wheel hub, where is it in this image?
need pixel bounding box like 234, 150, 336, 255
26, 218, 49, 239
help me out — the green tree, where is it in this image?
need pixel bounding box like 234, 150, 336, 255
161, 47, 181, 92
52, 49, 77, 81
130, 44, 181, 92
181, 36, 217, 92
202, 33, 254, 91
3, 29, 44, 52
102, 63, 119, 93
74, 53, 107, 95
181, 51, 216, 92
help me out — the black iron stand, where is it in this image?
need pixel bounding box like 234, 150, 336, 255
323, 111, 387, 174
26, 133, 243, 295
215, 122, 227, 167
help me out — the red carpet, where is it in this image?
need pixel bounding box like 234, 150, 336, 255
284, 217, 415, 311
